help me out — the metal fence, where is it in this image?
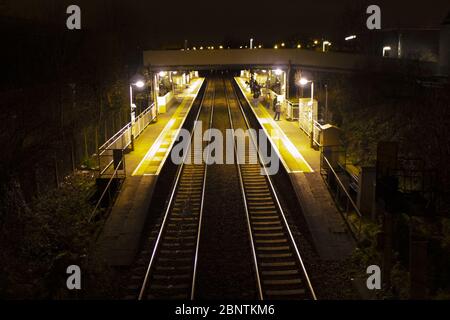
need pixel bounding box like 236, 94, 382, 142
89, 103, 157, 222
285, 100, 299, 120
299, 118, 322, 148
320, 146, 362, 239
97, 103, 156, 176
89, 156, 125, 222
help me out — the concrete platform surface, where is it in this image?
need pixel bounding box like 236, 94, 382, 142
96, 78, 204, 266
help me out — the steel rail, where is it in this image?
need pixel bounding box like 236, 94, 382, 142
138, 80, 214, 300
223, 78, 264, 300
228, 78, 317, 300
190, 79, 216, 299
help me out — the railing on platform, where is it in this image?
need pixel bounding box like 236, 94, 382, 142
313, 121, 322, 147
320, 145, 362, 239
299, 118, 322, 148
97, 103, 156, 176
89, 157, 125, 222
285, 100, 299, 121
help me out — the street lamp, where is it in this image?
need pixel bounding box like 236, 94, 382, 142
322, 41, 331, 52
345, 35, 357, 41
324, 84, 328, 123
250, 38, 254, 49
299, 78, 315, 148
129, 76, 146, 151
134, 80, 145, 88
383, 46, 392, 57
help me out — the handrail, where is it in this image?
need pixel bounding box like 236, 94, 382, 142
321, 154, 362, 238
97, 103, 157, 176
322, 155, 362, 218
133, 102, 157, 139
313, 120, 322, 147
98, 103, 156, 154
286, 100, 299, 107
89, 158, 124, 222
98, 123, 131, 154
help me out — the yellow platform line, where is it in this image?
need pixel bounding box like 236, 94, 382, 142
235, 77, 313, 173
132, 79, 204, 176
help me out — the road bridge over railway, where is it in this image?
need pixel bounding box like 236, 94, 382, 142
143, 48, 437, 73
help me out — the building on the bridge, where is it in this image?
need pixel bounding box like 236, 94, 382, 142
336, 11, 450, 76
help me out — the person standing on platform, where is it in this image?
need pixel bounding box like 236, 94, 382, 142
274, 99, 281, 121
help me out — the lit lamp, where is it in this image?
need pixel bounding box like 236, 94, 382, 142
299, 78, 315, 148
322, 41, 331, 52
129, 76, 146, 151
383, 46, 392, 57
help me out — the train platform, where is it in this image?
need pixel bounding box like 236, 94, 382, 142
96, 78, 205, 266
235, 77, 355, 261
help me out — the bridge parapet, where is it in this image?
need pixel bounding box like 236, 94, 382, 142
143, 49, 437, 73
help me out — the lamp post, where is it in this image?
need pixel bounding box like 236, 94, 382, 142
299, 78, 315, 148
129, 79, 145, 151
322, 41, 331, 52
324, 84, 328, 123
383, 46, 392, 57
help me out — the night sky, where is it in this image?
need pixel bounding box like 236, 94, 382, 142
2, 0, 450, 46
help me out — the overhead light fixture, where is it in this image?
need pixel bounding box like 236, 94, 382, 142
274, 69, 283, 75
299, 78, 310, 86
345, 35, 357, 41
134, 80, 145, 88
383, 46, 392, 57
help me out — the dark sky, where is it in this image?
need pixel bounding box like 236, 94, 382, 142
3, 0, 450, 46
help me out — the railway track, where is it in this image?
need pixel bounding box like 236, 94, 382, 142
138, 80, 215, 300
138, 77, 316, 300
224, 78, 317, 300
